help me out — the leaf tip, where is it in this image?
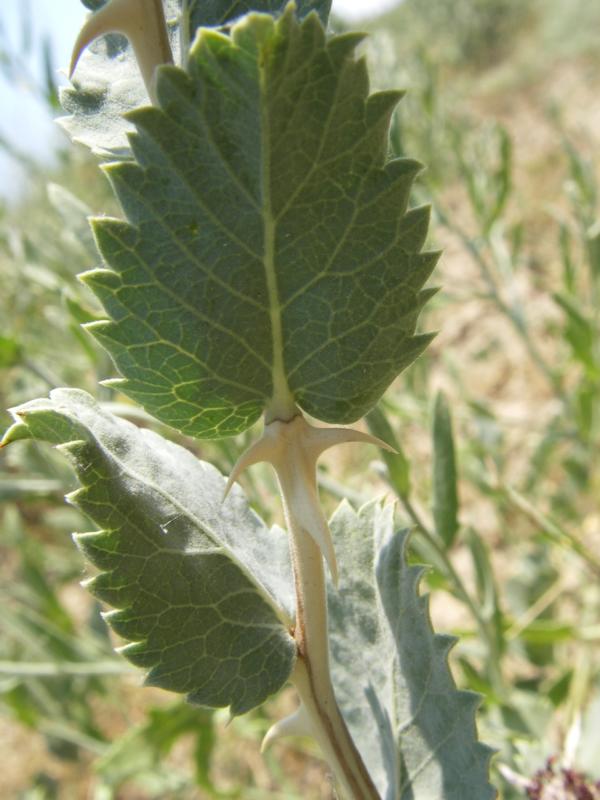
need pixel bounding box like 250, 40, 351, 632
0, 419, 30, 448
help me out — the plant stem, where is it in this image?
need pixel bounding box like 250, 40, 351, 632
229, 415, 382, 798
282, 485, 380, 800
501, 483, 600, 577
435, 203, 565, 401
277, 432, 379, 800
0, 660, 134, 677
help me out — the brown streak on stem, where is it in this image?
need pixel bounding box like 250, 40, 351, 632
227, 414, 382, 797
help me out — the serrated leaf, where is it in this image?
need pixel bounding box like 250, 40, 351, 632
432, 391, 459, 547
65, 0, 331, 155
327, 502, 495, 800
2, 389, 296, 716
82, 9, 436, 438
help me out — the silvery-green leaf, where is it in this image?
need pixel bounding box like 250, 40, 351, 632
60, 0, 181, 156
64, 0, 331, 155
1, 389, 295, 715
82, 9, 436, 438
328, 502, 496, 799
187, 0, 332, 29
432, 391, 459, 547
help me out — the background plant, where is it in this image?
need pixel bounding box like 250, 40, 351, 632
1, 0, 599, 798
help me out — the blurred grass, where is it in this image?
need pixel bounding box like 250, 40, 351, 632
1, 0, 600, 797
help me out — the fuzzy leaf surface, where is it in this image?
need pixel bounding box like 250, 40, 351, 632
327, 502, 496, 799
65, 0, 331, 155
62, 0, 177, 156
1, 389, 296, 715
432, 391, 459, 547
83, 9, 436, 438
187, 0, 332, 29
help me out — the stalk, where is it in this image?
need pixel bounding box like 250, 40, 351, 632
227, 414, 389, 799
280, 477, 380, 799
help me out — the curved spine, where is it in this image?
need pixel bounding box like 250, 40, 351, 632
70, 0, 173, 103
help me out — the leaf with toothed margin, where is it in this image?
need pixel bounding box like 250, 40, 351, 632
79, 7, 437, 439
327, 502, 496, 800
64, 0, 332, 155
1, 389, 296, 716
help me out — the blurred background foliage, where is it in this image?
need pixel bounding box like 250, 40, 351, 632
1, 0, 600, 797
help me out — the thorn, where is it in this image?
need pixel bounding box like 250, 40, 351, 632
70, 0, 173, 104
224, 416, 389, 582
564, 713, 582, 767
496, 763, 532, 790
222, 435, 276, 502
280, 466, 339, 586
305, 425, 397, 459
261, 704, 313, 752
224, 710, 235, 729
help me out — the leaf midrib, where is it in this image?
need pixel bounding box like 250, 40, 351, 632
259, 50, 295, 421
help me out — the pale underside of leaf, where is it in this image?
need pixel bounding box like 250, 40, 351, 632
187, 0, 332, 29
1, 389, 296, 715
327, 502, 496, 800
81, 9, 437, 438
64, 0, 332, 155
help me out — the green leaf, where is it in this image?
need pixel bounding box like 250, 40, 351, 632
0, 478, 63, 502
466, 529, 501, 624
328, 502, 495, 800
0, 334, 21, 368
465, 528, 504, 659
517, 620, 574, 645
366, 404, 411, 499
2, 389, 296, 716
559, 223, 576, 294
553, 292, 598, 377
487, 126, 512, 229
188, 0, 332, 29
432, 392, 459, 547
82, 9, 436, 438
586, 224, 600, 279
96, 702, 216, 792
65, 0, 331, 155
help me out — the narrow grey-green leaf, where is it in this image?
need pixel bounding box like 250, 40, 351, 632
1, 389, 295, 715
432, 391, 459, 547
328, 502, 495, 800
65, 0, 331, 155
366, 405, 411, 499
83, 9, 436, 438
466, 529, 504, 657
